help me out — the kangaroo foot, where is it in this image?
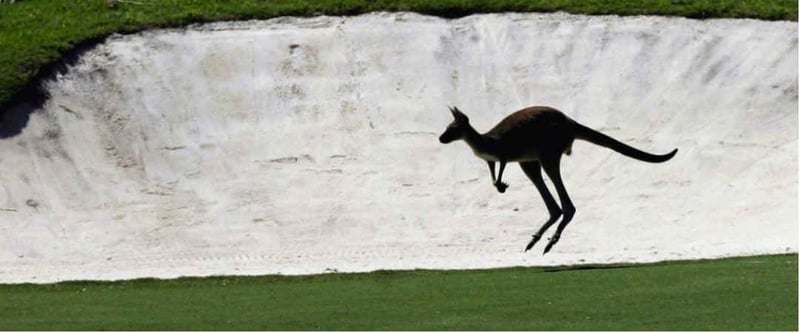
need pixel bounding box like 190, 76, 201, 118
495, 181, 509, 193
524, 235, 541, 252
543, 235, 560, 254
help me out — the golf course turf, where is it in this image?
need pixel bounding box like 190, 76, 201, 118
0, 254, 796, 330
0, 1, 796, 331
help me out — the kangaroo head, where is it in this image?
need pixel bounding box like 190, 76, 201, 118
439, 106, 471, 144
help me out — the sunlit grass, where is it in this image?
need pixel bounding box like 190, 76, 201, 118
0, 254, 796, 330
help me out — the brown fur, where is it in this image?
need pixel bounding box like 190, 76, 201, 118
439, 106, 677, 253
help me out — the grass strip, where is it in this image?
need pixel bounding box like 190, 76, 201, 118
0, 254, 796, 330
0, 0, 797, 114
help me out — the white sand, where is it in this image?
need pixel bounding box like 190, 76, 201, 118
0, 12, 796, 283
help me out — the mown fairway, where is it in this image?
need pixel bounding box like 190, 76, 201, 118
0, 254, 795, 330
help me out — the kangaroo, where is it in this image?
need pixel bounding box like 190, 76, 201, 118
439, 106, 677, 254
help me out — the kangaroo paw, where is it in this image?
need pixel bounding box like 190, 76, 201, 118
524, 235, 541, 252
495, 182, 509, 193
543, 235, 560, 254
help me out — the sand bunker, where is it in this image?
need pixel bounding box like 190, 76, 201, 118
0, 12, 796, 283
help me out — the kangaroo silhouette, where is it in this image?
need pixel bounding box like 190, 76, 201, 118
439, 106, 677, 254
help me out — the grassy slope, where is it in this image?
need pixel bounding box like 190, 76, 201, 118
0, 0, 797, 110
0, 254, 796, 330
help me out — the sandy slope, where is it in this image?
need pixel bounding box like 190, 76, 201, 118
0, 12, 796, 283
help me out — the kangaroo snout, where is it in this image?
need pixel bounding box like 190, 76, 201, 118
439, 131, 457, 144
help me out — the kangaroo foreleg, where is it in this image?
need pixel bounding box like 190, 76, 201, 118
495, 161, 509, 193
520, 162, 562, 251
540, 155, 576, 254
487, 161, 509, 193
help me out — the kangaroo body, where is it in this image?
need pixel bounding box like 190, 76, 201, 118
439, 106, 677, 253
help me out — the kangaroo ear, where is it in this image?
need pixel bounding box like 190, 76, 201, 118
449, 106, 469, 123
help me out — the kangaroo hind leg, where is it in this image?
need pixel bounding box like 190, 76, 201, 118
520, 161, 562, 251
540, 154, 576, 254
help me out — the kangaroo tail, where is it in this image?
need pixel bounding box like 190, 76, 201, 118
574, 122, 677, 163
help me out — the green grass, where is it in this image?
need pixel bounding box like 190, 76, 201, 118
0, 0, 797, 113
0, 254, 796, 330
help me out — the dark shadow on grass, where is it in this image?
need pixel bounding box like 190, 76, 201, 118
0, 36, 107, 139
543, 263, 640, 273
